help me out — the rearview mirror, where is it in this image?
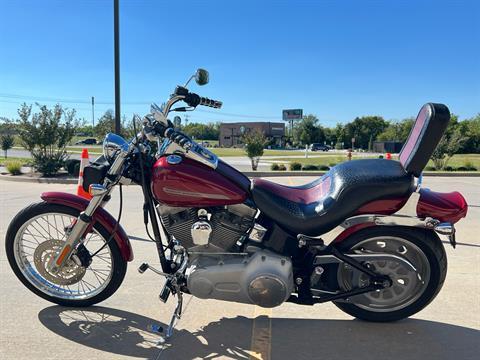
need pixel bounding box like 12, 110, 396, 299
195, 68, 209, 86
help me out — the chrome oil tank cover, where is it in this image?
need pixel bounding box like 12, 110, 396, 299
166, 154, 183, 165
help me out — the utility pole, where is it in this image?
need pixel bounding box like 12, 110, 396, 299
91, 96, 95, 128
114, 0, 121, 134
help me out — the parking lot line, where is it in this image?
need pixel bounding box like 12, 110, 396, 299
249, 306, 272, 360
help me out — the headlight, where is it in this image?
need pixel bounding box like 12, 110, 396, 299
103, 133, 128, 163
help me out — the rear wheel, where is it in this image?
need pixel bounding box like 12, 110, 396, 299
333, 226, 447, 322
5, 202, 127, 307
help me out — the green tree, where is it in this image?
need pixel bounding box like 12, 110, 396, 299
76, 124, 95, 137
457, 114, 480, 153
431, 115, 467, 169
0, 132, 14, 158
94, 110, 116, 138
295, 115, 324, 145
344, 116, 388, 149
182, 122, 220, 140
17, 103, 78, 176
377, 118, 414, 142
334, 123, 346, 149
0, 120, 15, 158
242, 130, 266, 170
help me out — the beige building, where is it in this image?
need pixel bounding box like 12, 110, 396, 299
219, 122, 285, 147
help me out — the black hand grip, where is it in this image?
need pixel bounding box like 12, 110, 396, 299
199, 96, 223, 109
164, 128, 192, 150
184, 92, 222, 109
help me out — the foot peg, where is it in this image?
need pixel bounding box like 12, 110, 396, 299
138, 263, 149, 273
159, 279, 171, 303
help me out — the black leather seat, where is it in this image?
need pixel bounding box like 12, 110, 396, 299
251, 159, 414, 236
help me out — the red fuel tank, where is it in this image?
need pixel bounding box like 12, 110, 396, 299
151, 155, 248, 207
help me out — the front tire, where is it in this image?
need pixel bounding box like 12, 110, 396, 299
5, 202, 127, 307
333, 226, 447, 322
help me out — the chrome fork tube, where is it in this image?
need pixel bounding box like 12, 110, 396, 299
48, 185, 109, 273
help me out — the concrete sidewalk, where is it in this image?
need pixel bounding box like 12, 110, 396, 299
1, 177, 479, 359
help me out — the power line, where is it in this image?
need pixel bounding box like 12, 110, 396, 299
0, 93, 150, 105
0, 92, 282, 120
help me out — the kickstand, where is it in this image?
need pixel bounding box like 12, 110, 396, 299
166, 291, 183, 339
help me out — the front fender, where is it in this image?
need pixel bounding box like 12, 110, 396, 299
41, 192, 134, 262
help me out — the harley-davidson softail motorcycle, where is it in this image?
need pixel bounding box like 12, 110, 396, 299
6, 69, 468, 339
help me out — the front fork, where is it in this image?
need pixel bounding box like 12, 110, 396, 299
48, 184, 109, 273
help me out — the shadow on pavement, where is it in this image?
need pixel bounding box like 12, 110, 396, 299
38, 306, 479, 360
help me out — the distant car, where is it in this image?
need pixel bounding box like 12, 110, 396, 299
75, 138, 97, 145
310, 143, 330, 151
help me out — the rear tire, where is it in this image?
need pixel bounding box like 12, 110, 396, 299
5, 202, 127, 307
333, 226, 447, 322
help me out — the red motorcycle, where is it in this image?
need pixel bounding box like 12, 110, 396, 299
6, 69, 468, 339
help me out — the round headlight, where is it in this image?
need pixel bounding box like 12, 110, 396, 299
103, 133, 128, 163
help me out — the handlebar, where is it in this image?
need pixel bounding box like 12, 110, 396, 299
175, 86, 222, 109
198, 96, 223, 109
152, 120, 192, 151
147, 86, 222, 149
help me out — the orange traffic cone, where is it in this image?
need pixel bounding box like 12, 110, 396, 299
77, 148, 92, 199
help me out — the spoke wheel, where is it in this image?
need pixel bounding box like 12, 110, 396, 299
6, 202, 127, 307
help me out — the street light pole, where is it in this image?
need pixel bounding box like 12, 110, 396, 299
114, 0, 121, 134
91, 96, 95, 128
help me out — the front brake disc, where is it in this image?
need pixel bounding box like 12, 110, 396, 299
33, 239, 86, 286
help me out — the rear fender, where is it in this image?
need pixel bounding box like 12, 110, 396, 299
417, 188, 468, 224
41, 192, 134, 262
329, 188, 467, 246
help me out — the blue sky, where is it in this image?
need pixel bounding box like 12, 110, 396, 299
0, 0, 478, 126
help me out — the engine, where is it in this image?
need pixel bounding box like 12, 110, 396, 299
157, 203, 256, 251
186, 250, 293, 308
157, 203, 294, 308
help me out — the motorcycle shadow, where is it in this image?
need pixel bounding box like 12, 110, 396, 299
38, 306, 479, 360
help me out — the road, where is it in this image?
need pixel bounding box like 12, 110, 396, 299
5, 147, 377, 172
0, 177, 479, 359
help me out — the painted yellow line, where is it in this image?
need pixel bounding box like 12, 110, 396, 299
249, 306, 273, 360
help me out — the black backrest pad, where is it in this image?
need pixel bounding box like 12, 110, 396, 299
399, 103, 450, 177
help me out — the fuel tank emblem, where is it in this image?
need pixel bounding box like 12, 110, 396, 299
166, 154, 182, 165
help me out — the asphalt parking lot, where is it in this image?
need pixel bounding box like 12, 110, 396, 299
1, 177, 479, 360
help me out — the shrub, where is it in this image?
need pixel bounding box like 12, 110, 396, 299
444, 166, 454, 171
290, 162, 302, 171
456, 166, 468, 171
425, 166, 436, 171
277, 164, 287, 171
65, 159, 81, 176
17, 103, 78, 176
463, 161, 477, 171
431, 130, 467, 170
318, 165, 330, 171
270, 163, 279, 171
302, 164, 318, 171
328, 162, 337, 167
5, 160, 22, 175
242, 130, 266, 171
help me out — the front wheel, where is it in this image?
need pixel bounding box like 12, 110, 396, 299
5, 202, 127, 307
333, 226, 447, 322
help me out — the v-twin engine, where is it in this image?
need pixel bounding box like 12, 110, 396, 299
186, 250, 293, 308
